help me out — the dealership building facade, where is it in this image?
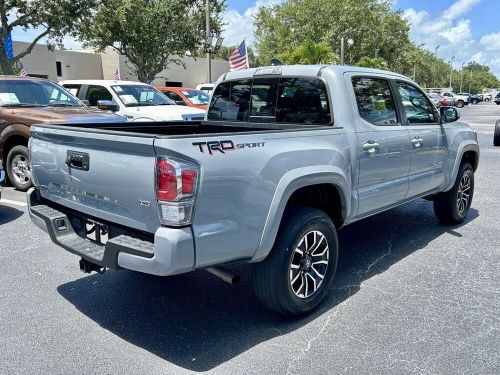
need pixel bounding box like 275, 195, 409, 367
12, 41, 229, 87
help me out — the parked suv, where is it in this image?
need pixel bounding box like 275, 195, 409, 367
60, 80, 206, 121
0, 76, 126, 190
441, 92, 469, 108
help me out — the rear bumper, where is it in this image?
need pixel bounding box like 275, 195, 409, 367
27, 188, 195, 276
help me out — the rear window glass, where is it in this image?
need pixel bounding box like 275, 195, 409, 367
207, 77, 331, 125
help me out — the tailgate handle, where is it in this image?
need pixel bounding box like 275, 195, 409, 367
65, 151, 89, 171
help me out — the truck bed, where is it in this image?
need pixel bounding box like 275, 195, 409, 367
59, 120, 328, 137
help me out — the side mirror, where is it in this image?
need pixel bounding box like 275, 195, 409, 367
97, 100, 119, 112
440, 106, 460, 123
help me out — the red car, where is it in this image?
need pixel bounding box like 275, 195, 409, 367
156, 87, 210, 110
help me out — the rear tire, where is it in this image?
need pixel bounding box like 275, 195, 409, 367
457, 100, 465, 108
472, 99, 479, 104
252, 207, 338, 317
6, 145, 32, 191
494, 120, 500, 147
433, 163, 474, 224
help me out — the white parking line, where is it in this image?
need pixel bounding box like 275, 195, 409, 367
0, 198, 27, 207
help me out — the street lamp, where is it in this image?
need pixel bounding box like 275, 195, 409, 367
460, 62, 466, 93
340, 37, 354, 65
203, 0, 223, 83
449, 56, 455, 89
433, 45, 440, 87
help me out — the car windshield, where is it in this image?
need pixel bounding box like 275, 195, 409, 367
0, 80, 82, 107
181, 89, 210, 105
111, 85, 174, 107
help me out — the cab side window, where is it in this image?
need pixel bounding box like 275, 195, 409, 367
396, 81, 438, 124
352, 77, 398, 126
86, 85, 113, 106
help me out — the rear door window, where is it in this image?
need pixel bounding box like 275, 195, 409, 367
62, 84, 82, 97
352, 77, 399, 126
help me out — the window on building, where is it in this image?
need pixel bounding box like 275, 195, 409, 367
56, 61, 63, 77
352, 77, 398, 126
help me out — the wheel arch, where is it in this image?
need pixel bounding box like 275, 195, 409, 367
1, 124, 30, 162
444, 141, 479, 192
251, 166, 351, 262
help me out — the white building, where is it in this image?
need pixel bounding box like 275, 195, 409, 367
13, 41, 229, 87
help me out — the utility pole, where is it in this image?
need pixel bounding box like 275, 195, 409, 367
413, 65, 416, 81
340, 37, 345, 65
460, 62, 466, 92
433, 45, 440, 87
469, 68, 473, 93
449, 56, 455, 89
206, 0, 211, 83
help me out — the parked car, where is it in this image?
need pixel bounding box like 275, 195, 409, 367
195, 83, 215, 94
60, 80, 206, 121
458, 93, 480, 104
0, 160, 5, 200
156, 87, 210, 110
0, 76, 126, 190
495, 92, 500, 105
427, 93, 442, 108
482, 93, 492, 102
28, 65, 479, 317
441, 91, 469, 107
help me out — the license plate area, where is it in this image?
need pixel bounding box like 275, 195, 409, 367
85, 219, 109, 245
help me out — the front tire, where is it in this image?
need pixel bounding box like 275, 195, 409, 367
6, 145, 32, 191
494, 120, 500, 146
252, 207, 338, 317
433, 163, 474, 224
457, 100, 465, 108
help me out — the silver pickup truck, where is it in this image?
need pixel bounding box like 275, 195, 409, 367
28, 65, 479, 316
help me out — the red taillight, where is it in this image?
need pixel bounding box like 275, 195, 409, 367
182, 169, 196, 194
156, 159, 177, 201
156, 158, 198, 202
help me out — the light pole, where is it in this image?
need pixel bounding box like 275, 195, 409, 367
460, 62, 466, 92
205, 0, 210, 82
340, 37, 353, 65
433, 45, 440, 87
469, 68, 473, 93
449, 56, 455, 89
203, 0, 223, 83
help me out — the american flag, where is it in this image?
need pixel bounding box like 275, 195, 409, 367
229, 40, 248, 72
114, 67, 121, 80
18, 60, 28, 76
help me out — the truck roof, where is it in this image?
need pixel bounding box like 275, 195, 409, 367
58, 79, 150, 86
217, 64, 410, 82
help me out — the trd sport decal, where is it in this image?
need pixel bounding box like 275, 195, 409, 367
192, 140, 265, 155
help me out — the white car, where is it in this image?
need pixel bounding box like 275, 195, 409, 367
440, 91, 469, 108
195, 83, 215, 94
59, 80, 206, 121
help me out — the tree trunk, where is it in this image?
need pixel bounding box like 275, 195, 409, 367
0, 52, 14, 75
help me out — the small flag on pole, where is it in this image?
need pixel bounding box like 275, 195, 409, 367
18, 60, 28, 76
114, 67, 121, 80
229, 40, 249, 72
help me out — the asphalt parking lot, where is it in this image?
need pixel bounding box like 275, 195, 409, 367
1, 103, 499, 375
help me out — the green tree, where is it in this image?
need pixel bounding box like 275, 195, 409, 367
0, 0, 99, 74
79, 0, 225, 83
254, 0, 409, 70
356, 56, 386, 69
279, 40, 338, 65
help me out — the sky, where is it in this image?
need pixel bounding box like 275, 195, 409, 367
10, 0, 500, 77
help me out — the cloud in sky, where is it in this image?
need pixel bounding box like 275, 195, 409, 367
402, 0, 500, 77
221, 0, 283, 47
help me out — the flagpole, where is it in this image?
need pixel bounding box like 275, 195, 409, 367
244, 38, 249, 68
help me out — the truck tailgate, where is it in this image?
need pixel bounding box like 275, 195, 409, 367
30, 125, 160, 233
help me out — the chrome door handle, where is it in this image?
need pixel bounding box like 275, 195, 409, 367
411, 137, 423, 148
362, 141, 380, 153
